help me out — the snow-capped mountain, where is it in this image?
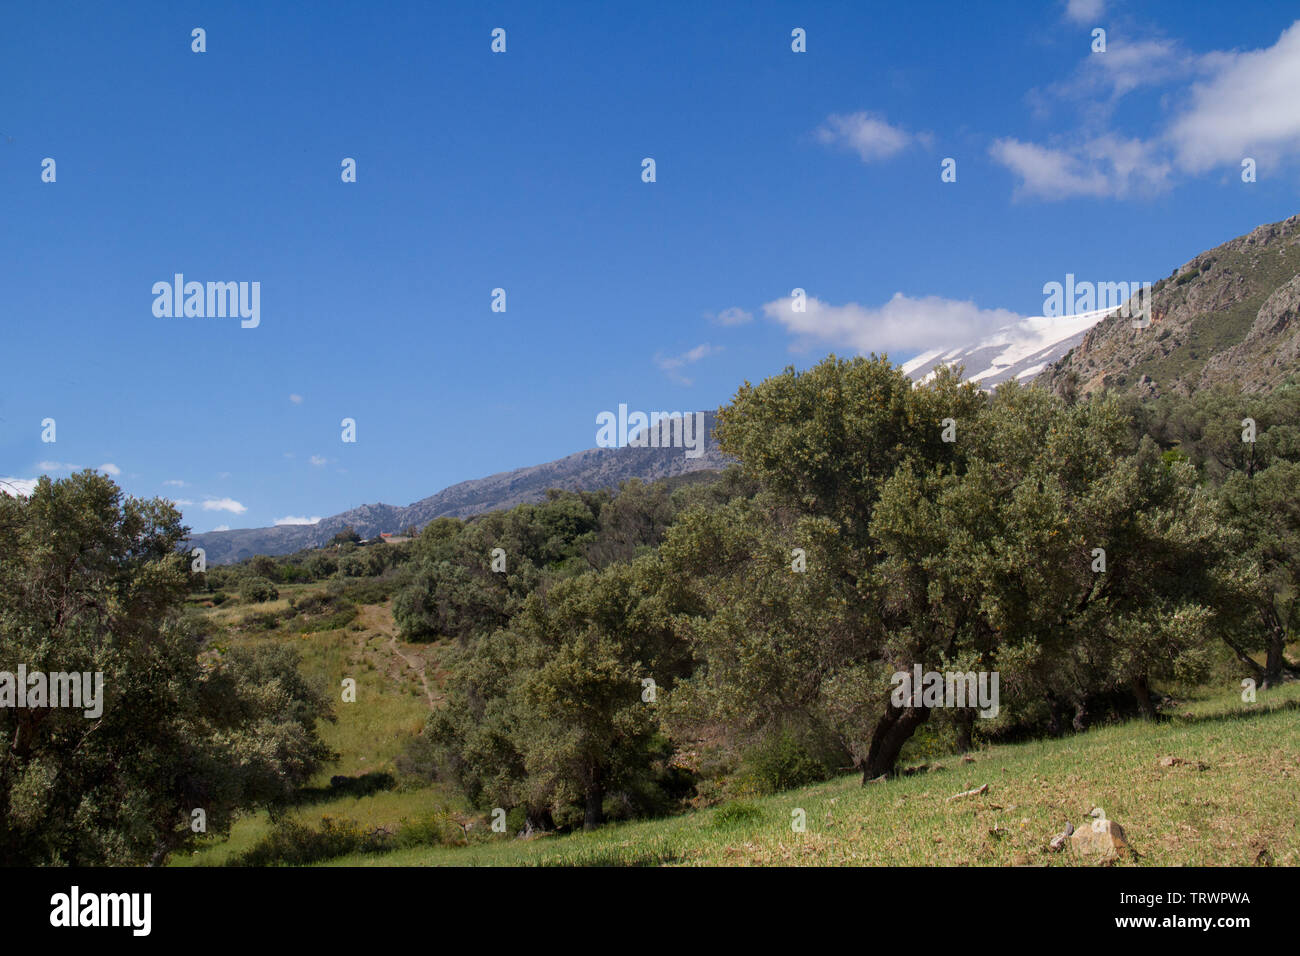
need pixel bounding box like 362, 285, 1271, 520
901, 307, 1114, 387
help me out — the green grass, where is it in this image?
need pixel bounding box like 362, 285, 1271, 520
180, 585, 1300, 867
174, 595, 453, 867
317, 682, 1300, 867
172, 785, 464, 866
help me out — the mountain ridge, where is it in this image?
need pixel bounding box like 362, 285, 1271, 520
188, 214, 1300, 564
187, 412, 727, 564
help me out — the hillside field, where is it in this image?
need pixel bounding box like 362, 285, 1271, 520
177, 585, 1300, 868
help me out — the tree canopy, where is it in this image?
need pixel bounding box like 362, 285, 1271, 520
0, 472, 332, 864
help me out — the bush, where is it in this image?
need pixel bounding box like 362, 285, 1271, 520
712, 801, 762, 829
341, 576, 400, 605
211, 592, 227, 606
239, 576, 279, 604
736, 725, 843, 795
396, 722, 441, 781
225, 807, 461, 866
312, 605, 359, 632
226, 817, 386, 866
331, 526, 362, 547
303, 554, 338, 580
392, 813, 463, 850
247, 611, 281, 632
249, 555, 280, 581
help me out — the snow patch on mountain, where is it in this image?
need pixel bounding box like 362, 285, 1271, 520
901, 307, 1114, 387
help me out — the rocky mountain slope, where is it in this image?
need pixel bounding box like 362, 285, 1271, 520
187, 412, 727, 564
1039, 214, 1300, 398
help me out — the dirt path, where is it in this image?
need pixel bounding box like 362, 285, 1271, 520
358, 603, 438, 710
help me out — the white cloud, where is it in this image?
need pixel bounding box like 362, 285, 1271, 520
762, 292, 1024, 357
1050, 39, 1197, 106
309, 455, 328, 466
710, 307, 752, 326
275, 515, 323, 526
0, 477, 38, 497
289, 394, 304, 404
38, 461, 78, 471
98, 463, 121, 476
1064, 0, 1105, 24
1167, 21, 1300, 173
815, 112, 915, 163
654, 343, 721, 385
211, 524, 230, 532
1001, 21, 1300, 198
162, 479, 187, 487
989, 134, 1171, 200
202, 497, 247, 514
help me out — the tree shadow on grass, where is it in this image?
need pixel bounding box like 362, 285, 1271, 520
293, 771, 397, 806
1171, 695, 1300, 727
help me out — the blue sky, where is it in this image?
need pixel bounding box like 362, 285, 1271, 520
3, 0, 1299, 532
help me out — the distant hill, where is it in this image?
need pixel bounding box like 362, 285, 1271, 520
1039, 213, 1300, 398
190, 217, 1300, 565
187, 412, 727, 564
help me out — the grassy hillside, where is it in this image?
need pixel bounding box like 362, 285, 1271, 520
174, 587, 464, 867
176, 571, 1298, 869
316, 682, 1299, 867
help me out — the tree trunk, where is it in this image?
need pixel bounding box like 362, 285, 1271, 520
1222, 633, 1266, 685
1045, 695, 1063, 737
1072, 698, 1088, 733
583, 783, 604, 830
1131, 673, 1157, 720
861, 704, 930, 782
1262, 613, 1288, 689
526, 809, 555, 834
955, 711, 974, 753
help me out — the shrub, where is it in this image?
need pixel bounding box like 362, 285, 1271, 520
225, 806, 462, 866
249, 555, 279, 581
736, 725, 842, 795
396, 723, 441, 782
331, 526, 362, 547
226, 817, 387, 866
392, 813, 463, 849
712, 801, 762, 829
341, 576, 400, 605
313, 605, 359, 631
247, 611, 281, 632
239, 576, 279, 603
303, 554, 338, 580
